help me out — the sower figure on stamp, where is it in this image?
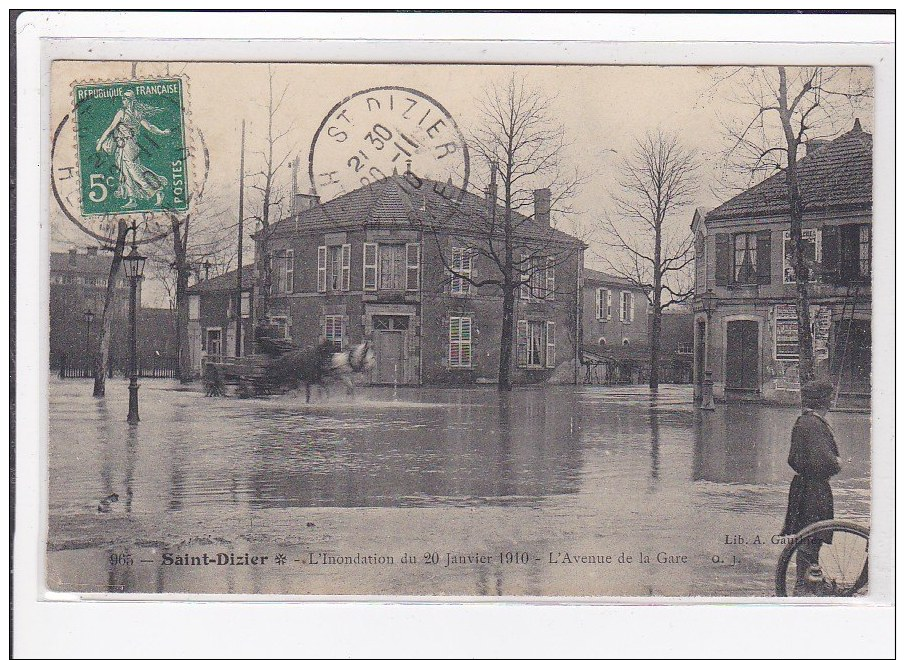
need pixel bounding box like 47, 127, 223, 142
780, 380, 841, 594
95, 90, 171, 209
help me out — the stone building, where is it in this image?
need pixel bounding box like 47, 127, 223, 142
252, 174, 585, 386
693, 120, 871, 404
580, 268, 650, 384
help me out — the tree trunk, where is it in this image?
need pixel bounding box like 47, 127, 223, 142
789, 162, 815, 384
778, 67, 815, 387
498, 284, 515, 391
649, 305, 662, 392
93, 221, 128, 397
171, 218, 194, 382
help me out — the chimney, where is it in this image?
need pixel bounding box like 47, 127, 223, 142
485, 166, 498, 211
288, 155, 320, 214
804, 139, 829, 156
86, 246, 98, 257
852, 118, 863, 133
534, 188, 551, 227
68, 248, 77, 265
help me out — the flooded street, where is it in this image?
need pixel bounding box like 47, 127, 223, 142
46, 378, 870, 597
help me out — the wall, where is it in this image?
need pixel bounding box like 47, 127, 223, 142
581, 282, 649, 350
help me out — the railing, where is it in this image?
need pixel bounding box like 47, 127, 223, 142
57, 360, 178, 379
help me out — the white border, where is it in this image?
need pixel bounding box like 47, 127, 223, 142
14, 11, 895, 658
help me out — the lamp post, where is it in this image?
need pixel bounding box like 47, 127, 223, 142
83, 309, 95, 378
122, 244, 146, 424
699, 288, 718, 411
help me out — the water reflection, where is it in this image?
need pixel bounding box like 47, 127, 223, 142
249, 389, 583, 508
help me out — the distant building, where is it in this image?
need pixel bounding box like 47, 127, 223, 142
186, 265, 255, 377
693, 120, 871, 404
50, 247, 176, 376
656, 308, 694, 384
580, 268, 650, 384
250, 173, 585, 386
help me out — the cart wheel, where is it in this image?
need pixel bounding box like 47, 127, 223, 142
775, 520, 869, 597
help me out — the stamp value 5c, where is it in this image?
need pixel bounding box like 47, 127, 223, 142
73, 78, 189, 216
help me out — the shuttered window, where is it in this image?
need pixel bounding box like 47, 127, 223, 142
595, 287, 612, 320
620, 290, 634, 323
323, 315, 343, 351
449, 316, 472, 368
451, 246, 472, 295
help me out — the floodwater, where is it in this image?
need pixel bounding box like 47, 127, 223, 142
46, 378, 870, 597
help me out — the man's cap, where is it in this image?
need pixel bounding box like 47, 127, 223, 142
801, 380, 834, 406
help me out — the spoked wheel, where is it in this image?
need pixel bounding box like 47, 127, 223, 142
775, 520, 869, 597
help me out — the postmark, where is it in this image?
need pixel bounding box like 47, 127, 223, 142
308, 86, 470, 203
72, 78, 189, 216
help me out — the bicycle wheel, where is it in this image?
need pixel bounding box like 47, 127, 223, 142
775, 520, 869, 597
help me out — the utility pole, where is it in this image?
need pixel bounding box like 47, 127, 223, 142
236, 119, 246, 357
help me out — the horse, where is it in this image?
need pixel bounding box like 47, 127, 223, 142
265, 340, 376, 402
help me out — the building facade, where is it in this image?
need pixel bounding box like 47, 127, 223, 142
656, 308, 694, 384
50, 247, 178, 376
186, 266, 255, 376
252, 174, 585, 386
580, 268, 650, 384
693, 120, 871, 404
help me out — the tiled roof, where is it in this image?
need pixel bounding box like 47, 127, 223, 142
267, 175, 584, 246
583, 267, 641, 289
707, 120, 872, 222
186, 264, 255, 293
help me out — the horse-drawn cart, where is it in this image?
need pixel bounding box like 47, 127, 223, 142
203, 334, 308, 398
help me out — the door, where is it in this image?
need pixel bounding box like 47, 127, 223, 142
725, 320, 759, 391
373, 331, 405, 384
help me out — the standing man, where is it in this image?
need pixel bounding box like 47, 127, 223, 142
781, 380, 841, 594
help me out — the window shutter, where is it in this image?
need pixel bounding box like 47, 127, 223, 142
546, 258, 555, 300
461, 316, 472, 367
756, 230, 771, 285
606, 289, 612, 320
595, 288, 602, 320
363, 243, 377, 291
341, 244, 351, 291
516, 320, 528, 367
715, 233, 731, 286
317, 246, 327, 293
629, 292, 635, 322
520, 271, 530, 300
405, 242, 420, 291
546, 321, 555, 367
821, 224, 840, 284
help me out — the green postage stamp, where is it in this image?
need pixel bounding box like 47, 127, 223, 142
73, 78, 188, 216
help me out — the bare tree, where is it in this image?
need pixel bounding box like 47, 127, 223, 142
416, 75, 585, 391
716, 66, 871, 385
249, 64, 296, 322
598, 130, 699, 391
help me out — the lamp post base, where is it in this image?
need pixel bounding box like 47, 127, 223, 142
127, 377, 140, 424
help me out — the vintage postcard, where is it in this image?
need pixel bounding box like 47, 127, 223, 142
43, 57, 883, 601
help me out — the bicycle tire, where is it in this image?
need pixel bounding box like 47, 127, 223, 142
775, 519, 869, 597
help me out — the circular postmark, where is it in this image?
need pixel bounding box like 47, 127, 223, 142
308, 86, 469, 204
52, 77, 208, 245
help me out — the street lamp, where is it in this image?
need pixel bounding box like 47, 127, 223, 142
122, 245, 146, 424
699, 289, 718, 411
83, 309, 95, 378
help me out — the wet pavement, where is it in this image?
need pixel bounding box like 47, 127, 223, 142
46, 377, 870, 597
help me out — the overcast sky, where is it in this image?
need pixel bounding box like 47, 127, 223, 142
50, 62, 873, 307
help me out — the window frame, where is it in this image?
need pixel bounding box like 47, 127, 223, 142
733, 231, 759, 285
323, 315, 344, 352
450, 246, 472, 296
782, 228, 821, 284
